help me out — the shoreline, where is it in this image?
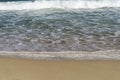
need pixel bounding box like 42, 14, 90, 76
0, 50, 120, 60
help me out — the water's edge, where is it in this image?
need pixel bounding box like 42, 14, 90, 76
0, 50, 120, 60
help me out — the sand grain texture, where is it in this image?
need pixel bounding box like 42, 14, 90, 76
0, 58, 120, 80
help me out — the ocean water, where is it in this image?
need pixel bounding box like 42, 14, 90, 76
0, 0, 120, 51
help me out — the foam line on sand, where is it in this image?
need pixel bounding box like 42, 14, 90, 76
0, 50, 120, 60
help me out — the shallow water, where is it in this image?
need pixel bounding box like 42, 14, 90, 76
0, 7, 120, 51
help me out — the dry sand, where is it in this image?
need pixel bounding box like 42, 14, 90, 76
0, 58, 120, 80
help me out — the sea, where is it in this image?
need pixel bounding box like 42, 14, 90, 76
0, 0, 120, 52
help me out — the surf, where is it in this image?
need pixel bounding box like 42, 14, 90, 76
0, 0, 120, 10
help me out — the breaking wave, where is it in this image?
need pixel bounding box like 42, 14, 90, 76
0, 0, 120, 10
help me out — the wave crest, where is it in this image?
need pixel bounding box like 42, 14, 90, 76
0, 0, 120, 10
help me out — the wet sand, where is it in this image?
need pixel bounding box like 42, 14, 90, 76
0, 58, 120, 80
0, 50, 120, 60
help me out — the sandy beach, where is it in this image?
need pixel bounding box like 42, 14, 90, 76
0, 58, 120, 80
0, 0, 120, 80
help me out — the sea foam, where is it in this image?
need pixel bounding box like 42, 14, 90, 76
0, 0, 119, 10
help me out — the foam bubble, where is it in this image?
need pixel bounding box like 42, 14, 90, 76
0, 0, 120, 10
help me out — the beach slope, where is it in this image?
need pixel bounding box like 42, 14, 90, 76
0, 58, 120, 80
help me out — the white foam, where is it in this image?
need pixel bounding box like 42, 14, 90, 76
114, 31, 120, 37
0, 50, 120, 60
0, 0, 120, 10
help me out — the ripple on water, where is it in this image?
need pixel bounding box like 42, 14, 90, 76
0, 8, 120, 51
